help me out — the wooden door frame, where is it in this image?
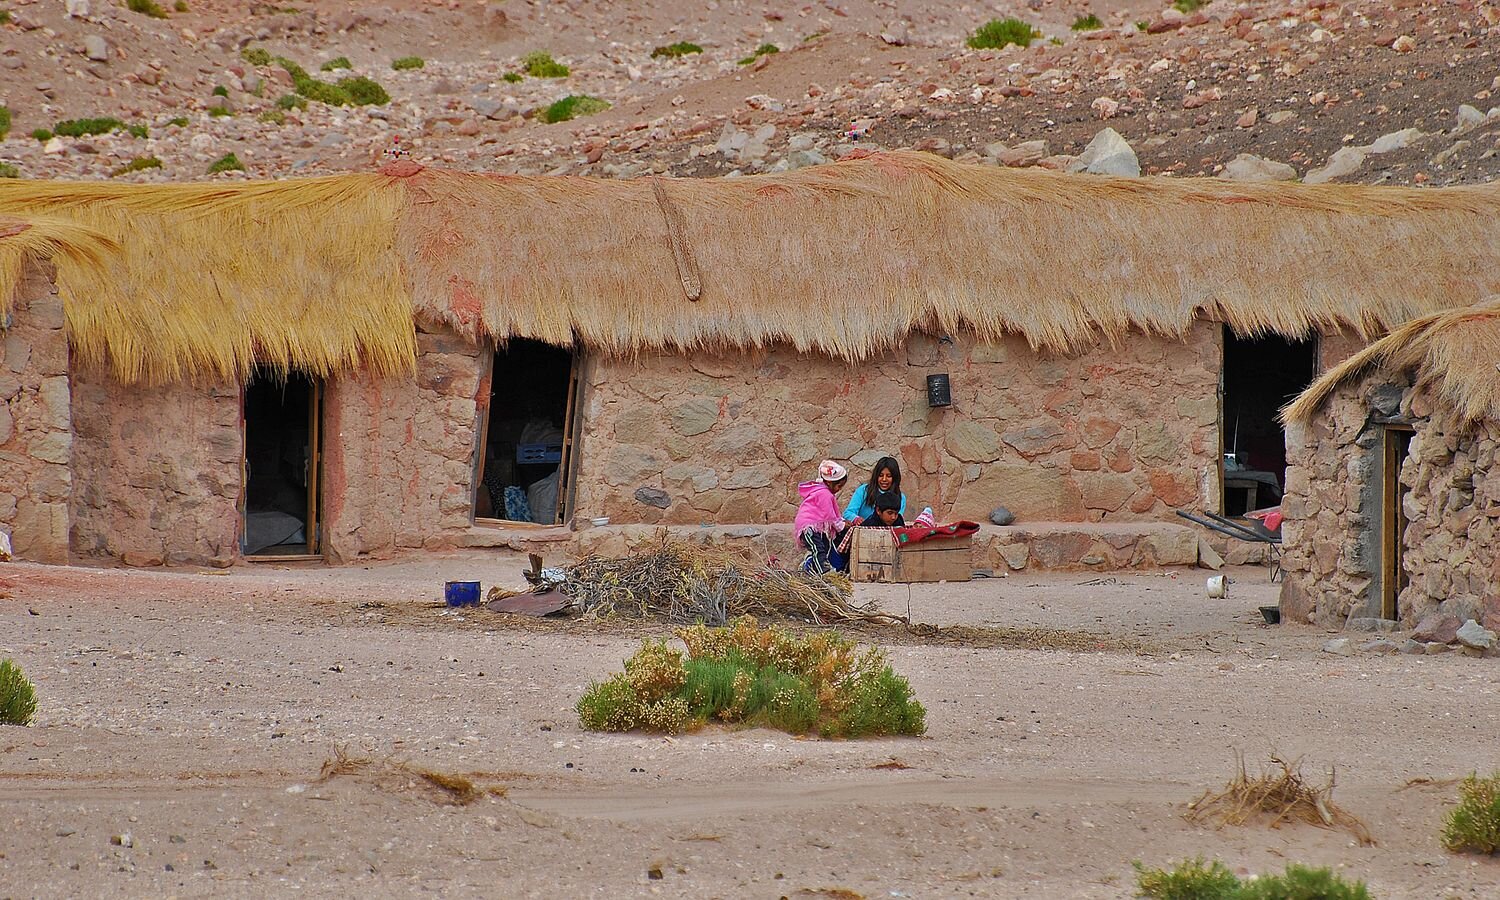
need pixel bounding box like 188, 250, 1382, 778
1380, 423, 1415, 620
472, 345, 584, 529
241, 372, 325, 562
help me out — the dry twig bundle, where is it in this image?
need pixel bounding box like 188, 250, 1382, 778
1186, 753, 1374, 846
562, 537, 902, 626
316, 746, 507, 805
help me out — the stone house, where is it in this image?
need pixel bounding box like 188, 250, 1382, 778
4, 153, 1499, 569
1279, 300, 1500, 632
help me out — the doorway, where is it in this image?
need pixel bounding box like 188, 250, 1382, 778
241, 369, 322, 557
1221, 329, 1319, 516
1381, 424, 1415, 620
474, 339, 578, 526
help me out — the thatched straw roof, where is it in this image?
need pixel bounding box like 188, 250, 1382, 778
0, 214, 119, 319
1283, 297, 1500, 427
4, 151, 1500, 383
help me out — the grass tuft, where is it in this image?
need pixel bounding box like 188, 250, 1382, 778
173, 0, 188, 10
241, 47, 271, 66
542, 94, 609, 124
126, 0, 170, 17
967, 17, 1039, 50
32, 129, 53, 142
577, 617, 926, 738
502, 71, 522, 83
1135, 859, 1369, 900
53, 117, 125, 137
320, 56, 351, 71
0, 106, 10, 141
257, 109, 285, 125
208, 106, 233, 117
0, 659, 37, 726
1442, 772, 1500, 854
738, 43, 779, 65
0, 163, 19, 179
166, 116, 189, 127
1071, 14, 1103, 31
1186, 754, 1375, 846
651, 41, 703, 59
207, 152, 244, 174
211, 85, 228, 97
1174, 0, 1207, 12
391, 56, 424, 70
522, 51, 569, 78
110, 156, 162, 177
275, 93, 307, 111
337, 76, 389, 105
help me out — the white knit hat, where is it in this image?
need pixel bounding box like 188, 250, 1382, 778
818, 460, 848, 482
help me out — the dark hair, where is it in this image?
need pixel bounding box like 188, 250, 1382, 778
866, 456, 901, 498
873, 491, 901, 512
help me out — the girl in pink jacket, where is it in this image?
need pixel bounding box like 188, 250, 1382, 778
795, 460, 849, 574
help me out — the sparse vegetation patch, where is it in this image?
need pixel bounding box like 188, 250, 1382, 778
1174, 0, 1207, 12
110, 156, 163, 177
0, 162, 18, 179
0, 106, 11, 140
53, 117, 126, 137
241, 47, 272, 66
502, 71, 523, 83
207, 152, 244, 174
32, 129, 52, 142
1442, 771, 1500, 854
126, 0, 170, 18
1187, 754, 1374, 846
522, 51, 569, 78
320, 56, 352, 71
275, 94, 307, 111
1071, 14, 1103, 31
542, 94, 609, 123
0, 659, 37, 726
967, 17, 1039, 50
651, 41, 703, 59
1134, 859, 1370, 900
391, 56, 425, 70
337, 76, 389, 105
738, 43, 779, 65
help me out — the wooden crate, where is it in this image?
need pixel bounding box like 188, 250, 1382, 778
848, 528, 972, 584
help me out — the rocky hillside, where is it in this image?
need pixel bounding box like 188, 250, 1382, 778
0, 0, 1497, 187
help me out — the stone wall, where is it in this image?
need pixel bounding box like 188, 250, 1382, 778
1397, 393, 1500, 631
572, 324, 1221, 526
0, 261, 71, 563
322, 324, 485, 562
69, 373, 242, 567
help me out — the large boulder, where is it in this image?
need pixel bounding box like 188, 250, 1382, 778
1067, 128, 1140, 178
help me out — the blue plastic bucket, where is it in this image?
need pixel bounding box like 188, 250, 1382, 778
444, 581, 481, 607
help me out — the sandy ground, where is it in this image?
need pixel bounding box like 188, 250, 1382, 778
2, 555, 1498, 899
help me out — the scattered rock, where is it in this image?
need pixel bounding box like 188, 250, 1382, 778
65, 0, 90, 17
989, 507, 1015, 526
83, 36, 110, 63
1091, 96, 1119, 119
1321, 638, 1353, 656
1345, 617, 1399, 633
1412, 614, 1462, 644
111, 832, 133, 848
1266, 110, 1297, 125
1455, 104, 1486, 132
1399, 639, 1427, 655
1235, 108, 1258, 128
1369, 128, 1422, 154
633, 486, 671, 509
1455, 619, 1496, 651
1223, 153, 1296, 182
879, 21, 909, 46
1391, 35, 1416, 53
1360, 639, 1401, 654
1067, 128, 1139, 178
1304, 146, 1368, 184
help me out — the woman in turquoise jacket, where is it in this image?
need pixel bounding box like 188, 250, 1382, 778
843, 456, 906, 523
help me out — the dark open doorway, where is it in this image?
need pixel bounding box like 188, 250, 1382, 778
475, 339, 578, 526
242, 369, 321, 557
1221, 329, 1318, 516
1381, 424, 1415, 620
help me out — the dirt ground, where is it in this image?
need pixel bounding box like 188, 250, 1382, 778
2, 554, 1498, 899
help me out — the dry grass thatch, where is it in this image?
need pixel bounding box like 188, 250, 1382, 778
1186, 753, 1374, 846
6, 151, 1500, 383
1284, 295, 1500, 427
0, 175, 413, 384
316, 745, 507, 805
0, 216, 119, 321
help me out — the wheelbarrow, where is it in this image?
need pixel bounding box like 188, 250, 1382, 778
1175, 507, 1282, 582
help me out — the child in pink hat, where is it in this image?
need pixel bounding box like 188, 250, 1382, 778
795, 460, 849, 574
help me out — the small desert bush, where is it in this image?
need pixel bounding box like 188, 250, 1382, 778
1, 659, 37, 726
53, 117, 125, 137
391, 55, 424, 70
502, 71, 523, 83
275, 93, 307, 111
0, 106, 11, 140
208, 106, 233, 117
173, 0, 188, 10
110, 155, 162, 176
1174, 0, 1207, 12
738, 43, 779, 65
1134, 859, 1370, 900
1072, 14, 1103, 31
522, 50, 569, 78
320, 56, 352, 71
338, 76, 389, 105
651, 41, 702, 59
166, 116, 189, 127
542, 95, 609, 123
577, 617, 926, 738
211, 85, 228, 97
0, 10, 11, 24
127, 0, 170, 18
1442, 771, 1500, 854
257, 109, 285, 124
32, 129, 53, 142
126, 123, 148, 138
207, 152, 244, 174
967, 17, 1039, 50
0, 162, 19, 179
241, 47, 272, 66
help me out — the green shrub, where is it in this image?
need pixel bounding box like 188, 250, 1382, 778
53, 117, 125, 137
0, 163, 19, 179
208, 106, 233, 117
542, 95, 609, 123
522, 51, 569, 78
0, 659, 37, 726
0, 10, 11, 24
1071, 14, 1103, 31
738, 43, 779, 65
126, 0, 170, 18
257, 109, 286, 125
295, 78, 350, 106
320, 56, 352, 71
126, 123, 148, 138
337, 76, 389, 105
391, 55, 424, 70
1136, 20, 1150, 31
0, 106, 10, 140
32, 129, 52, 142
502, 71, 522, 83
1443, 772, 1500, 854
967, 17, 1039, 50
109, 156, 162, 177
1134, 859, 1370, 900
1174, 0, 1207, 12
577, 618, 926, 738
174, 0, 188, 10
651, 41, 703, 59
207, 152, 244, 174
275, 93, 307, 111
166, 116, 189, 127
241, 47, 272, 66
211, 85, 228, 97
